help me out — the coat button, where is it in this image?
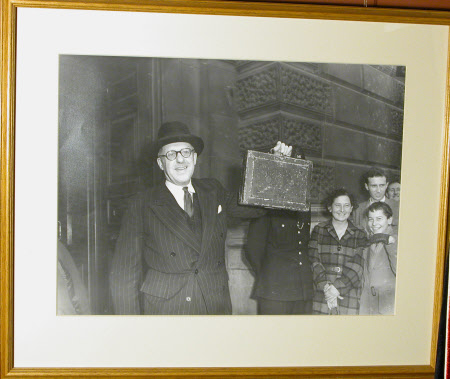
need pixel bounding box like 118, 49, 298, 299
298, 241, 302, 245
170, 252, 176, 257
281, 224, 285, 227
186, 297, 191, 302
298, 252, 302, 255
299, 262, 303, 265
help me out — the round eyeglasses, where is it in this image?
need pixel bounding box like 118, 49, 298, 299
158, 148, 195, 161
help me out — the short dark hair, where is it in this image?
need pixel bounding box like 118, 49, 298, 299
364, 167, 387, 184
366, 201, 393, 219
325, 188, 357, 210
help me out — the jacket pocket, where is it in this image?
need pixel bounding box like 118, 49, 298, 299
140, 268, 188, 300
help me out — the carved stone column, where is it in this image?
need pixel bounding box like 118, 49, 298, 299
235, 61, 404, 210
235, 61, 331, 207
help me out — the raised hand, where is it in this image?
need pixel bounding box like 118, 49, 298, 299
271, 141, 292, 157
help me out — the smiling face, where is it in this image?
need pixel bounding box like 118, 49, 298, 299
157, 142, 197, 186
367, 209, 392, 234
365, 176, 388, 202
387, 182, 401, 201
328, 195, 353, 223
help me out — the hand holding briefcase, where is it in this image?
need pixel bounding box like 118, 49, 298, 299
239, 150, 313, 212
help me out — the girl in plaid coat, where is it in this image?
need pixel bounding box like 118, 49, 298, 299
308, 189, 367, 315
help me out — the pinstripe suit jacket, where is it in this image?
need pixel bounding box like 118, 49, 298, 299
110, 178, 264, 315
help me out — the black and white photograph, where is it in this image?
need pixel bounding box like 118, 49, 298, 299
57, 55, 405, 316
6, 3, 449, 374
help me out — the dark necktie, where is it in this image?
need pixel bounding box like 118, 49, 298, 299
183, 186, 194, 217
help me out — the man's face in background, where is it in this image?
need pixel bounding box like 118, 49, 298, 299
365, 176, 388, 202
387, 182, 401, 201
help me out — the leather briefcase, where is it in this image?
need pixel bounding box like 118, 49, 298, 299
239, 150, 312, 211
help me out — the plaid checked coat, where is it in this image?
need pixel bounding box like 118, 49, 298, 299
308, 220, 367, 315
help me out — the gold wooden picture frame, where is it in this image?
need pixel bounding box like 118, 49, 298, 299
2, 1, 450, 377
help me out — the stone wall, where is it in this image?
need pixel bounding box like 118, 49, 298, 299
59, 57, 405, 314
158, 59, 404, 315
235, 61, 404, 206
228, 61, 404, 314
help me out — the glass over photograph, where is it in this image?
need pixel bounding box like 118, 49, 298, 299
57, 56, 404, 316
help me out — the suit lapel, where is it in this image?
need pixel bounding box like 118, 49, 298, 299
148, 183, 201, 253
194, 179, 217, 256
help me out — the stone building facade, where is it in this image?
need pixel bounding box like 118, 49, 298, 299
58, 56, 404, 314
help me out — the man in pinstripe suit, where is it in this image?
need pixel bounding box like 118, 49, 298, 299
110, 121, 291, 315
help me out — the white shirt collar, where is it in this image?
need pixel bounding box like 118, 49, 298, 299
369, 196, 386, 204
165, 180, 195, 193
165, 180, 195, 210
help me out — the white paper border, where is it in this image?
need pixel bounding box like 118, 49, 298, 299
14, 8, 449, 367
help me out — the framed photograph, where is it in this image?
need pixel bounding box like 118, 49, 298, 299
2, 0, 449, 377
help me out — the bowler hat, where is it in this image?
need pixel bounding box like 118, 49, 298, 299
153, 121, 204, 156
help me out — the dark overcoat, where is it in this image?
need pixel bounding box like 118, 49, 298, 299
245, 210, 313, 302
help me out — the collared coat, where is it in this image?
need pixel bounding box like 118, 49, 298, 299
245, 209, 313, 302
359, 225, 398, 315
308, 220, 367, 315
110, 178, 264, 315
